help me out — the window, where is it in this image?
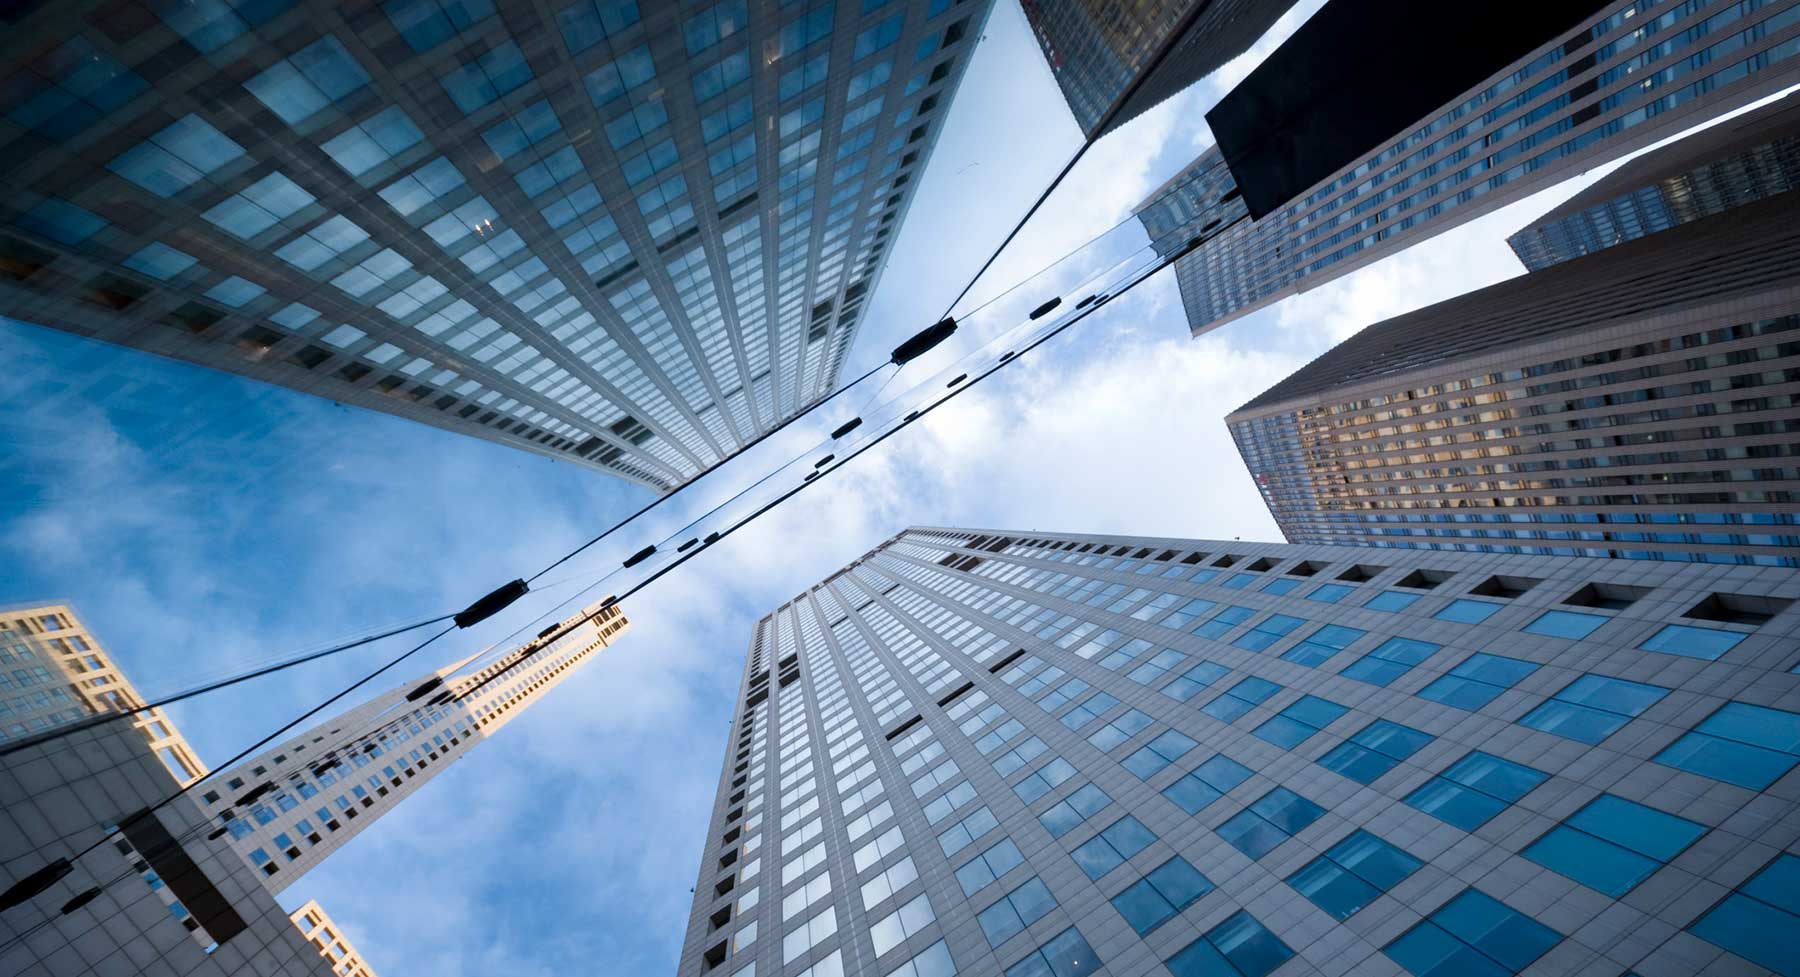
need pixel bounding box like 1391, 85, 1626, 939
870, 893, 935, 956
1364, 590, 1420, 612
1317, 720, 1432, 784
1434, 599, 1502, 624
1233, 614, 1304, 651
1127, 649, 1186, 685
202, 172, 314, 239
861, 857, 918, 911
556, 0, 640, 55
1339, 636, 1441, 687
1070, 815, 1155, 880
955, 839, 1024, 896
1005, 927, 1097, 977
1518, 674, 1668, 744
976, 877, 1056, 947
1688, 854, 1800, 976
124, 242, 199, 280
1289, 830, 1421, 920
938, 806, 998, 856
245, 36, 370, 125
1281, 624, 1364, 667
109, 114, 245, 197
1111, 857, 1213, 935
1160, 661, 1229, 702
439, 40, 533, 114
1122, 729, 1196, 779
785, 872, 832, 920
483, 99, 561, 160
1217, 787, 1324, 859
1160, 598, 1216, 629
1164, 911, 1292, 977
1162, 754, 1252, 815
685, 0, 748, 55
1039, 783, 1109, 839
1637, 623, 1747, 661
1307, 583, 1355, 604
1384, 889, 1559, 977
1253, 695, 1347, 749
1261, 577, 1299, 595
1418, 654, 1537, 711
782, 906, 838, 964
886, 940, 956, 977
1655, 701, 1800, 789
1522, 610, 1606, 640
1523, 794, 1702, 897
1201, 677, 1280, 723
1405, 752, 1546, 831
384, 0, 495, 53
1013, 757, 1077, 804
854, 14, 903, 59
1086, 709, 1153, 751
322, 106, 425, 179
1193, 605, 1254, 639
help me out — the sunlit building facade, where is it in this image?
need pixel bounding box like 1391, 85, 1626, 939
201, 602, 627, 894
0, 0, 992, 491
0, 601, 207, 785
1136, 0, 1800, 337
292, 898, 381, 977
1227, 183, 1800, 567
677, 525, 1800, 977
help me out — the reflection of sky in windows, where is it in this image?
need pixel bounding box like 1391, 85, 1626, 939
439, 40, 533, 114
384, 0, 496, 54
275, 215, 371, 271
150, 0, 295, 53
245, 36, 370, 125
321, 107, 424, 179
378, 157, 467, 217
482, 99, 562, 160
556, 0, 640, 55
123, 241, 200, 281
109, 114, 244, 197
16, 198, 108, 246
203, 275, 266, 308
202, 172, 314, 239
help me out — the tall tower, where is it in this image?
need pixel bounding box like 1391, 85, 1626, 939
0, 0, 994, 490
0, 601, 207, 785
1135, 0, 1800, 338
677, 526, 1799, 977
198, 601, 627, 894
1225, 176, 1800, 567
291, 898, 382, 977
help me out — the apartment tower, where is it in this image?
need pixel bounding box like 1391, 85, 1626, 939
291, 898, 382, 977
677, 526, 1799, 977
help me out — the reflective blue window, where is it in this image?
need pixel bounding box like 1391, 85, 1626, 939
1364, 590, 1420, 612
1318, 720, 1433, 784
1405, 752, 1546, 831
1126, 649, 1186, 686
439, 40, 533, 114
1165, 911, 1292, 977
1112, 857, 1213, 935
1159, 597, 1216, 629
938, 806, 999, 856
150, 0, 294, 54
1192, 605, 1253, 639
1523, 609, 1606, 640
322, 106, 424, 179
1006, 927, 1099, 977
482, 99, 561, 160
1189, 568, 1219, 584
204, 275, 265, 307
955, 838, 1025, 896
1160, 661, 1228, 703
1434, 599, 1503, 624
1261, 577, 1300, 595
1202, 677, 1281, 723
1308, 583, 1355, 604
109, 114, 245, 197
557, 0, 639, 54
378, 156, 465, 216
1418, 653, 1538, 711
1012, 757, 1076, 804
123, 241, 200, 280
683, 0, 748, 55
1385, 889, 1560, 977
1122, 729, 1196, 780
1638, 623, 1747, 661
1252, 695, 1348, 749
16, 197, 107, 245
1688, 854, 1800, 975
1039, 783, 1110, 839
1233, 614, 1304, 652
1162, 754, 1252, 815
777, 4, 835, 59
1282, 624, 1364, 668
692, 50, 750, 103
1071, 815, 1156, 880
977, 876, 1057, 947
383, 0, 496, 53
1289, 830, 1422, 920
1523, 794, 1703, 897
1086, 709, 1152, 752
854, 13, 904, 60
1059, 691, 1116, 730
1655, 701, 1800, 789
1217, 787, 1324, 859
201, 172, 315, 239
1340, 636, 1441, 687
3, 37, 147, 142
1518, 674, 1668, 744
1221, 572, 1256, 590
245, 36, 371, 125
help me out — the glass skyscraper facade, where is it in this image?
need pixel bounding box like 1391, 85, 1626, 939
1135, 0, 1800, 338
1227, 181, 1800, 568
677, 525, 1800, 977
1507, 91, 1800, 270
0, 0, 992, 491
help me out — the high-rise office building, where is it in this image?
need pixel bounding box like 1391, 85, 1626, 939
1018, 0, 1293, 138
1, 714, 338, 975
0, 0, 993, 491
0, 602, 208, 785
291, 898, 382, 977
199, 601, 627, 894
678, 525, 1800, 977
1226, 183, 1800, 568
1507, 92, 1800, 271
1136, 0, 1800, 337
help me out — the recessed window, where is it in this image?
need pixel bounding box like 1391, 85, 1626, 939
1384, 889, 1559, 977
1318, 720, 1433, 784
1683, 592, 1791, 626
1469, 575, 1539, 599
1522, 794, 1703, 897
1288, 830, 1421, 920
1561, 582, 1650, 610
1518, 674, 1668, 744
1393, 568, 1452, 589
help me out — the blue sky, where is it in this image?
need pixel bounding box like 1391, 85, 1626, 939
0, 2, 1667, 973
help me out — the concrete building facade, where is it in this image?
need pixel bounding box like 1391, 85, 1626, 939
676, 525, 1800, 977
291, 898, 380, 977
0, 0, 993, 491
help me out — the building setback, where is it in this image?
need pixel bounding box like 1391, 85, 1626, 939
1134, 0, 1800, 338
1018, 0, 1293, 139
291, 898, 381, 977
0, 602, 208, 785
0, 0, 993, 491
200, 601, 626, 894
1507, 92, 1800, 271
676, 526, 1800, 977
1226, 184, 1800, 568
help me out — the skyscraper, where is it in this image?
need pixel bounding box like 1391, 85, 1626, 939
291, 898, 382, 977
1226, 183, 1800, 568
677, 525, 1800, 977
0, 602, 207, 785
0, 0, 993, 491
1507, 92, 1800, 271
199, 600, 626, 894
1018, 0, 1293, 138
1136, 0, 1800, 337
